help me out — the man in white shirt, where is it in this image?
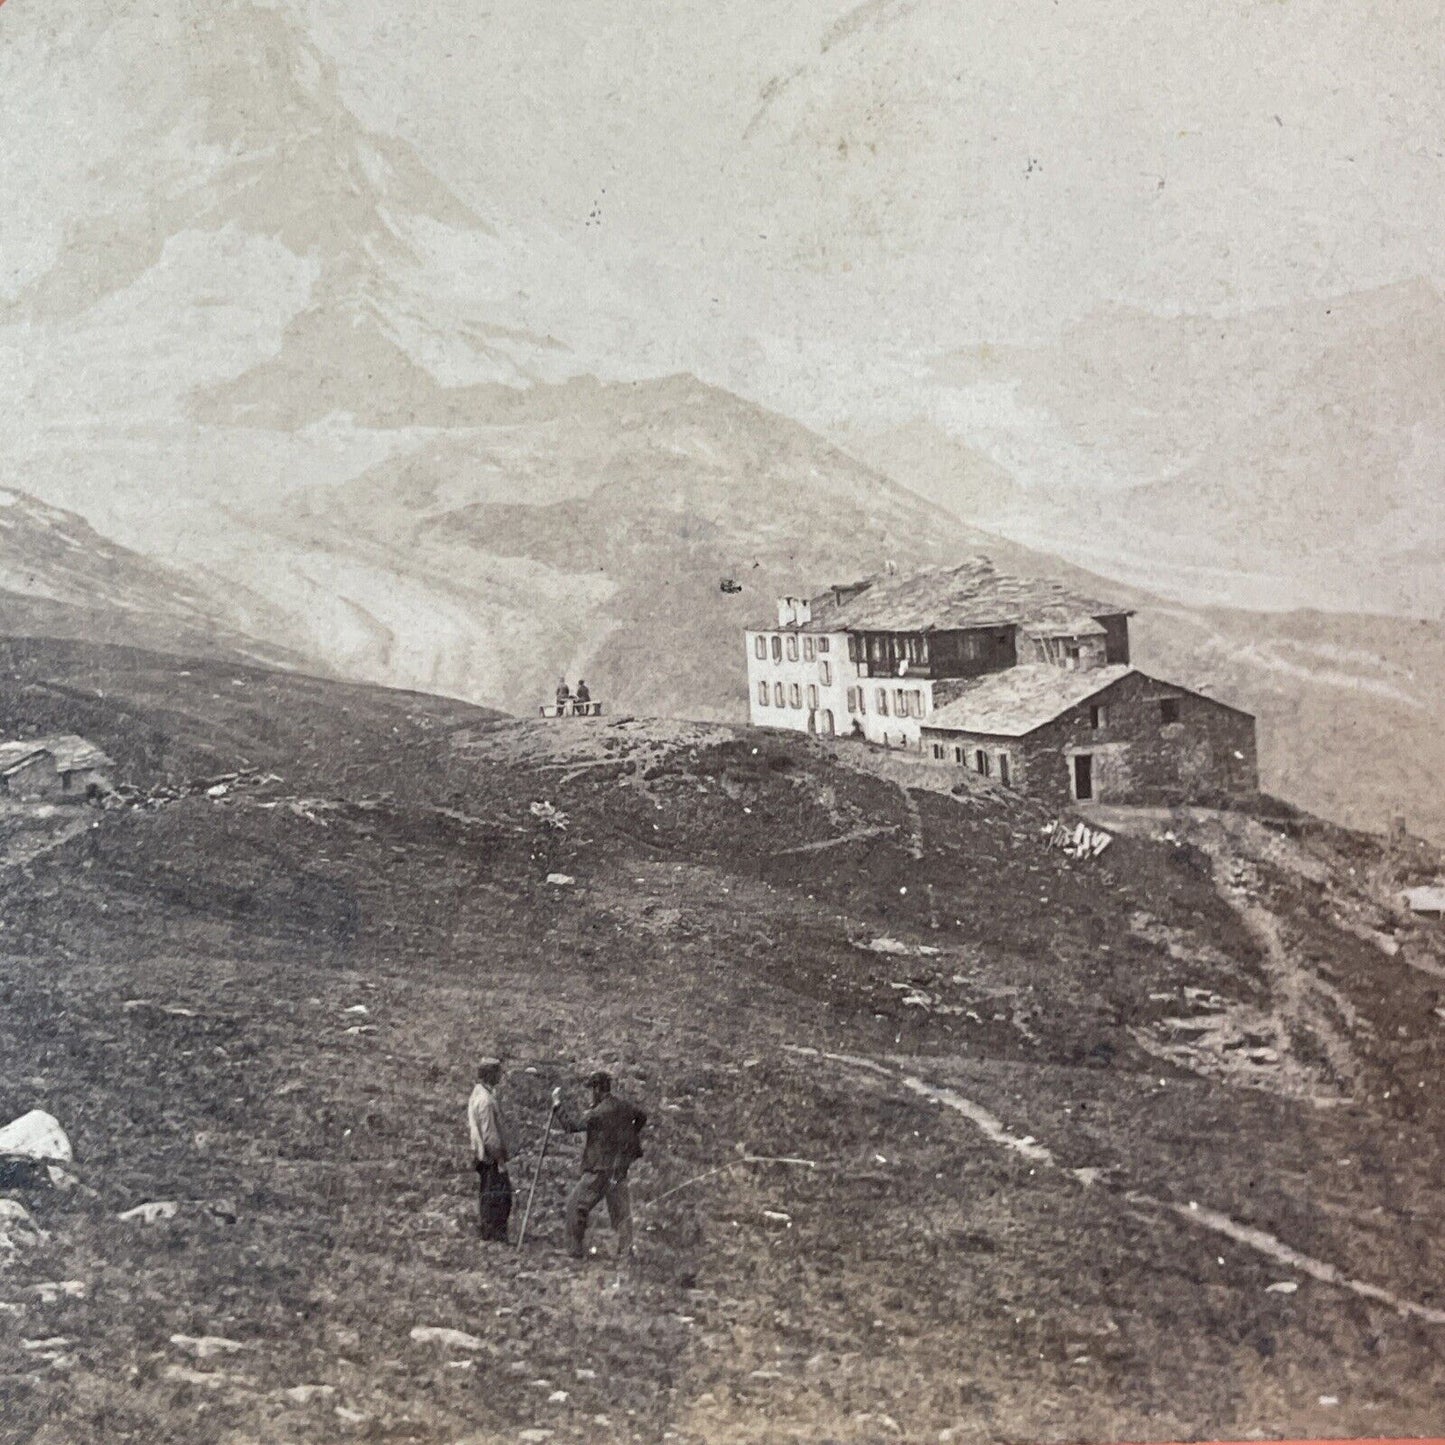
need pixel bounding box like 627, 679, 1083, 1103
467, 1058, 512, 1242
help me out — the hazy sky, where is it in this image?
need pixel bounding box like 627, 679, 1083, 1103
298, 0, 1445, 420
0, 0, 1441, 614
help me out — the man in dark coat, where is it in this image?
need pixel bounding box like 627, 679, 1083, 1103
551, 1070, 647, 1260
467, 1058, 512, 1242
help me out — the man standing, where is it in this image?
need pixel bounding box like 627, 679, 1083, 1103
468, 1058, 512, 1242
551, 1070, 647, 1261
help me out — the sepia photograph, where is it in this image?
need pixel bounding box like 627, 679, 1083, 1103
0, 2, 1442, 1442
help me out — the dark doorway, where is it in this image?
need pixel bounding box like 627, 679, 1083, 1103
1073, 754, 1094, 801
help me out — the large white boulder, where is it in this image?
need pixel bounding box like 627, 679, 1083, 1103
0, 1111, 72, 1164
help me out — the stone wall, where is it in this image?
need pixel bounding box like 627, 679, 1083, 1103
921, 671, 1258, 808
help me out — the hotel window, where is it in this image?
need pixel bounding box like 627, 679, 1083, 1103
757, 681, 770, 707
895, 688, 908, 716
847, 636, 859, 662
975, 749, 991, 776
789, 683, 803, 709
786, 634, 799, 662
817, 638, 830, 653
753, 635, 767, 660
771, 636, 782, 662
820, 661, 833, 686
774, 682, 785, 707
931, 742, 945, 760
999, 753, 1011, 786
875, 688, 890, 716
953, 745, 966, 764
803, 637, 816, 662
910, 691, 925, 719
1090, 704, 1106, 730
807, 684, 819, 710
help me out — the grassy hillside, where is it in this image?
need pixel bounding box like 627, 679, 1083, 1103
1, 642, 1444, 1444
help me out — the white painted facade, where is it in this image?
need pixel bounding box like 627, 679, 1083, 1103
745, 625, 851, 738
849, 673, 939, 750
746, 598, 940, 749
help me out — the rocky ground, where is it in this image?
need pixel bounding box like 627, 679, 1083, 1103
0, 639, 1443, 1444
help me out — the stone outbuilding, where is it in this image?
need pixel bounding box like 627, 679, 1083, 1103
0, 735, 115, 803
920, 665, 1258, 808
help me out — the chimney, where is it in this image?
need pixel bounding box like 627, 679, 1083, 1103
776, 595, 811, 627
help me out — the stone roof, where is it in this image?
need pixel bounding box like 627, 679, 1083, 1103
748, 558, 1128, 634
922, 665, 1135, 737
0, 735, 114, 775
1021, 615, 1108, 639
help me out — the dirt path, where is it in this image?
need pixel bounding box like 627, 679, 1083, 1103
788, 1044, 1445, 1328
895, 784, 925, 860
1235, 899, 1362, 1093
772, 824, 900, 856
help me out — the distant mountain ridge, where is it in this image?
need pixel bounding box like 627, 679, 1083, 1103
0, 486, 297, 665
0, 0, 1440, 844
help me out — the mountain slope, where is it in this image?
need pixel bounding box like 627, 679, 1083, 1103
2, 642, 1443, 1442
0, 487, 297, 664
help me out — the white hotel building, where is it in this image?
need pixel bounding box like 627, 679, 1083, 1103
744, 560, 1134, 750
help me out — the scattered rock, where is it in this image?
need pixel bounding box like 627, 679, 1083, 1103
546, 873, 576, 886
518, 1431, 554, 1443
162, 1364, 234, 1389
1319, 1395, 1340, 1407
409, 1325, 485, 1351
334, 1406, 370, 1424
283, 1384, 336, 1404
0, 1198, 48, 1254
1265, 1280, 1299, 1295
32, 1280, 85, 1303
0, 1110, 72, 1164
761, 1210, 792, 1226
864, 937, 940, 957
170, 1333, 248, 1359
22, 1336, 71, 1351
548, 1389, 569, 1403
343, 1004, 369, 1016
118, 1200, 179, 1224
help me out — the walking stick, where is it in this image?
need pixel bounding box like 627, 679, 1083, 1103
516, 1102, 558, 1249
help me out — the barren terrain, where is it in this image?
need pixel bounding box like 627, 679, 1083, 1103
1, 641, 1443, 1444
